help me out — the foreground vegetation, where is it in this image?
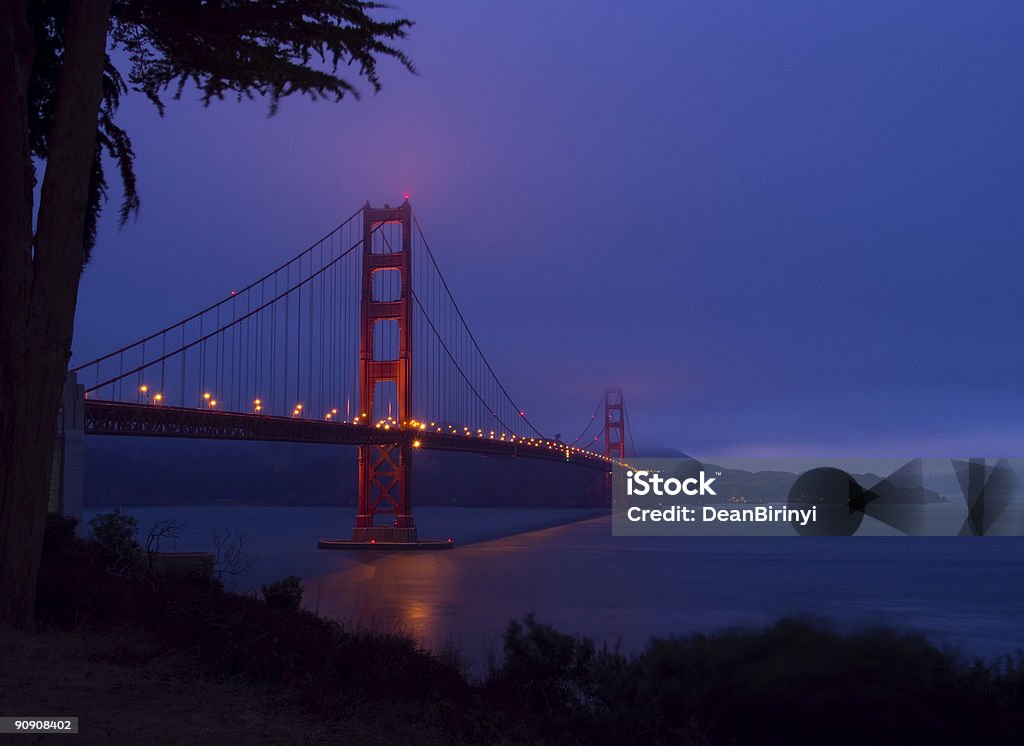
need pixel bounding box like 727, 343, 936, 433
12, 513, 1024, 744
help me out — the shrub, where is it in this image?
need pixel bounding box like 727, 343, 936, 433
261, 576, 303, 612
87, 508, 141, 566
485, 614, 607, 738
628, 619, 1021, 745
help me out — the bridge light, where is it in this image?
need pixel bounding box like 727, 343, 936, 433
210, 400, 217, 408
203, 393, 211, 400
139, 385, 148, 393
412, 440, 421, 448
153, 393, 163, 404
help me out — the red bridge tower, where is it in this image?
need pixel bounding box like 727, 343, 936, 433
352, 201, 416, 542
604, 388, 625, 462
604, 388, 625, 503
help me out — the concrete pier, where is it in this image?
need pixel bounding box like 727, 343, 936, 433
49, 371, 84, 524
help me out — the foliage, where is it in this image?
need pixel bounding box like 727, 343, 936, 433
261, 575, 303, 612
35, 522, 1024, 744
25, 0, 414, 263
483, 615, 1024, 745
87, 508, 141, 562
485, 614, 603, 736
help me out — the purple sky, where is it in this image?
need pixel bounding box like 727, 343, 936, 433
72, 0, 1024, 457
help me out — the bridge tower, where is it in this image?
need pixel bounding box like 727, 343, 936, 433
603, 388, 625, 504
352, 201, 417, 542
604, 388, 625, 462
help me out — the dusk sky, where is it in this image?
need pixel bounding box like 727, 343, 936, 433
71, 0, 1024, 457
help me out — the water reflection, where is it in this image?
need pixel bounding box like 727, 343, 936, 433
306, 514, 1024, 675
83, 505, 1024, 676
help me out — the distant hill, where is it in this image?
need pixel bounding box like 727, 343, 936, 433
84, 437, 606, 508
635, 446, 691, 459
637, 459, 946, 504
83, 439, 955, 508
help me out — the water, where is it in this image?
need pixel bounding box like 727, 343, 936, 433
83, 505, 1024, 673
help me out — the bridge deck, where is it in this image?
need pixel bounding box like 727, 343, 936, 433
82, 400, 613, 472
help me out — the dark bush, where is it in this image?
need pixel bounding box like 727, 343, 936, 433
261, 576, 303, 612
87, 508, 141, 564
481, 615, 1024, 745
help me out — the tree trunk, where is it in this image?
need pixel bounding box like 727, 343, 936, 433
0, 0, 111, 630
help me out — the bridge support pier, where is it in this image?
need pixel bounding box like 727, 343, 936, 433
353, 441, 417, 543
49, 372, 85, 526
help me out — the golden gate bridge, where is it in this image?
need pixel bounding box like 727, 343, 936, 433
68, 201, 638, 548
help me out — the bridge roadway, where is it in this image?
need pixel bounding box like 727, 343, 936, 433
82, 400, 614, 472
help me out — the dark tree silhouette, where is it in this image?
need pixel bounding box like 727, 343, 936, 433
0, 0, 414, 628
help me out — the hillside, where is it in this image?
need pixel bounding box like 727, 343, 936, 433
84, 437, 606, 508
